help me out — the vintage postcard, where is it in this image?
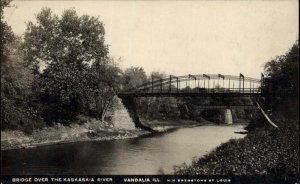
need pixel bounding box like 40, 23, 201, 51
1, 0, 299, 183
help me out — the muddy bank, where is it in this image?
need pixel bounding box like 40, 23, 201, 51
0, 119, 204, 150
142, 119, 205, 132
1, 116, 249, 150
142, 118, 249, 132
1, 118, 149, 150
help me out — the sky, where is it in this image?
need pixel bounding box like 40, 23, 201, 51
4, 0, 299, 78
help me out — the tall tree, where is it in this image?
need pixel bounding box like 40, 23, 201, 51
1, 0, 37, 131
263, 40, 299, 116
23, 8, 108, 74
22, 8, 117, 123
0, 0, 14, 63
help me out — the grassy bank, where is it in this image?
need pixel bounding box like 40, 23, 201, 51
173, 119, 299, 181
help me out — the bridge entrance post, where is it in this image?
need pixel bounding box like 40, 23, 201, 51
239, 73, 244, 93
218, 74, 225, 91
243, 75, 245, 93
239, 74, 241, 92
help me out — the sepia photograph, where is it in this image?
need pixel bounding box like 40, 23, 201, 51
1, 0, 299, 183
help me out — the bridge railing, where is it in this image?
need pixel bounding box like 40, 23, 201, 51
119, 73, 269, 97
127, 73, 262, 94
124, 88, 261, 94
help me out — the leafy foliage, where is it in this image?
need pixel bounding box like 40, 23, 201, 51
0, 0, 14, 61
84, 59, 121, 120
22, 8, 119, 124
262, 40, 299, 116
1, 6, 122, 131
122, 67, 147, 90
23, 8, 108, 74
1, 1, 42, 132
1, 40, 40, 132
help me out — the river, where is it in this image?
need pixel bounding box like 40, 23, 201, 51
1, 124, 246, 175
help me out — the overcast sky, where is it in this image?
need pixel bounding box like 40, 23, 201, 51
4, 0, 299, 78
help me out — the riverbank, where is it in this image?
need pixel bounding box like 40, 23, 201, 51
2, 123, 247, 175
1, 117, 214, 150
1, 118, 149, 150
142, 118, 208, 132
142, 118, 250, 132
173, 119, 299, 181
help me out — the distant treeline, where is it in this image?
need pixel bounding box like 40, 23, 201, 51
1, 1, 299, 133
135, 95, 255, 122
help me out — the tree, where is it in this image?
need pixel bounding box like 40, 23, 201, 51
122, 67, 147, 90
263, 40, 299, 116
85, 58, 122, 120
150, 71, 166, 79
23, 8, 108, 72
0, 0, 14, 63
1, 0, 39, 131
22, 8, 118, 123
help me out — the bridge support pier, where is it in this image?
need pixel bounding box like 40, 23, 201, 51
119, 96, 155, 133
224, 108, 233, 124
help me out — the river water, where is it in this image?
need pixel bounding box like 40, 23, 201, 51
2, 124, 246, 175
